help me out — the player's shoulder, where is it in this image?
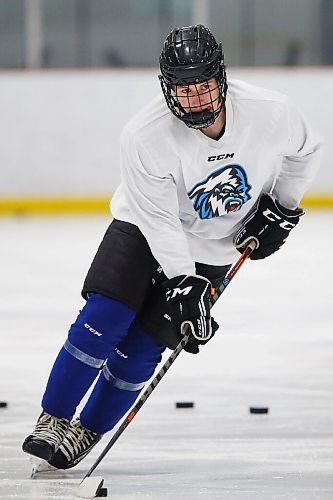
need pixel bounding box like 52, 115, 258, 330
228, 78, 288, 105
122, 94, 173, 141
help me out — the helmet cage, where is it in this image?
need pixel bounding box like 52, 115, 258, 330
159, 42, 228, 129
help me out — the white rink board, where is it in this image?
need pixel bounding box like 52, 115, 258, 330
0, 67, 332, 197
0, 212, 333, 499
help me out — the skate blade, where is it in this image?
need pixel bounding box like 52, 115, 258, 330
30, 456, 57, 478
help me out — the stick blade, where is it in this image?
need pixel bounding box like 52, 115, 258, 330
77, 476, 104, 498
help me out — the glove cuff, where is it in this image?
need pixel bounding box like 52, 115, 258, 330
272, 196, 305, 218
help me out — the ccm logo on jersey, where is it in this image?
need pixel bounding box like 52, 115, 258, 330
263, 209, 296, 230
166, 286, 193, 300
208, 153, 234, 161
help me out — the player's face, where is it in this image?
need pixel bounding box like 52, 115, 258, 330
173, 78, 220, 114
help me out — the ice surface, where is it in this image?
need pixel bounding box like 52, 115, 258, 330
0, 213, 332, 499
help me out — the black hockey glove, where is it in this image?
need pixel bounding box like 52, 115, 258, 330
233, 193, 304, 260
164, 274, 219, 354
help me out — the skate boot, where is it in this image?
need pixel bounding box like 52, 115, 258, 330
49, 418, 102, 470
22, 411, 71, 462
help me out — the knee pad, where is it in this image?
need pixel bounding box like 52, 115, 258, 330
67, 293, 136, 361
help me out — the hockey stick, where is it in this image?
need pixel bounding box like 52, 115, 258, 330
77, 240, 256, 498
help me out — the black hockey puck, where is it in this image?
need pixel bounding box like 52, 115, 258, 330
249, 406, 269, 414
176, 402, 194, 408
96, 487, 108, 497
0, 402, 8, 408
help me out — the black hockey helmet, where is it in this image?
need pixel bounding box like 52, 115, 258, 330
159, 24, 227, 129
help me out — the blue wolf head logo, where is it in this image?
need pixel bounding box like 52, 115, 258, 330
188, 164, 252, 219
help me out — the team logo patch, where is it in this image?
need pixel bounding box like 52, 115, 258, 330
188, 164, 252, 219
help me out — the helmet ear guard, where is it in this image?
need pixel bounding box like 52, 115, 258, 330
159, 25, 228, 129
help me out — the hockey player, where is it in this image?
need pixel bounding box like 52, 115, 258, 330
22, 25, 323, 470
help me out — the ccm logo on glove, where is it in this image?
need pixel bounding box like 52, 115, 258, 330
262, 208, 297, 230
233, 193, 304, 260
166, 285, 193, 299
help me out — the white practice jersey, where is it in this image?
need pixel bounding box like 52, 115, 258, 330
111, 79, 323, 279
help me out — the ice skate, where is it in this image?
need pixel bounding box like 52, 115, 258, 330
22, 411, 71, 462
49, 418, 102, 470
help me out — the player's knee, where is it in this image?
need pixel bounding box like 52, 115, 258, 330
67, 292, 136, 359
105, 324, 165, 384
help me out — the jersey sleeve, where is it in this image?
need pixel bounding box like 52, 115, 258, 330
120, 127, 195, 279
272, 100, 324, 209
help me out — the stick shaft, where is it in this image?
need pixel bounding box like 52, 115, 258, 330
82, 241, 256, 480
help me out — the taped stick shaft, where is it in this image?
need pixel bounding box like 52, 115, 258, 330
81, 240, 256, 481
